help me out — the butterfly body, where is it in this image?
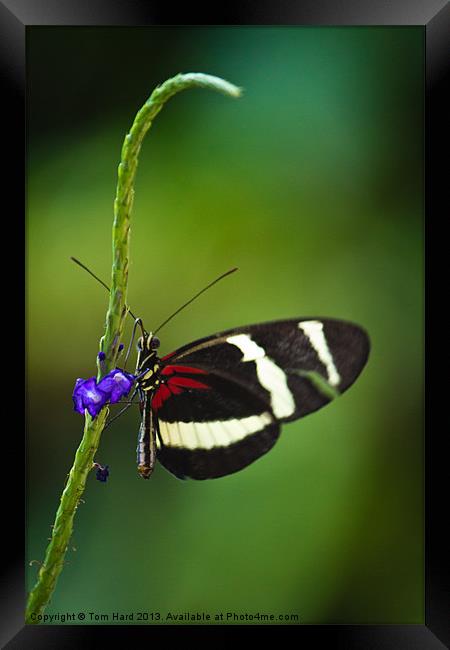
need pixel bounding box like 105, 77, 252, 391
133, 318, 370, 481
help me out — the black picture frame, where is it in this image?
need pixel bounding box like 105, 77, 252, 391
3, 1, 447, 647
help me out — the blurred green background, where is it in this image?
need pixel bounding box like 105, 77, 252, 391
26, 27, 423, 624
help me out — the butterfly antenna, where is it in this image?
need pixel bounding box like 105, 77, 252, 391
153, 267, 238, 335
70, 257, 139, 322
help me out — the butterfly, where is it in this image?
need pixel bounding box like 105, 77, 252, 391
134, 317, 369, 480
71, 258, 370, 481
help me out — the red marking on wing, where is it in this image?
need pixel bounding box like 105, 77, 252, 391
168, 376, 210, 390
151, 372, 210, 412
161, 364, 208, 376
161, 351, 176, 362
168, 382, 183, 395
151, 384, 171, 411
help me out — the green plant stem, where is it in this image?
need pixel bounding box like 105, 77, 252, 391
25, 73, 241, 624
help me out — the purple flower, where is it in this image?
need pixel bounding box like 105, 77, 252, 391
94, 463, 110, 483
72, 377, 109, 418
97, 369, 136, 404
72, 369, 136, 417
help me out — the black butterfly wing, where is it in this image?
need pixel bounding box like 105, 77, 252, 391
153, 318, 369, 480
154, 372, 280, 480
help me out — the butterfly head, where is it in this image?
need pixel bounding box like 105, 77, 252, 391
136, 331, 161, 388
137, 331, 160, 353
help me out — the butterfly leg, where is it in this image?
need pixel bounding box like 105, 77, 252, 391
103, 387, 138, 430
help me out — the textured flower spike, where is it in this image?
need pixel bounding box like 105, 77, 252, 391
27, 72, 241, 624
72, 369, 136, 418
